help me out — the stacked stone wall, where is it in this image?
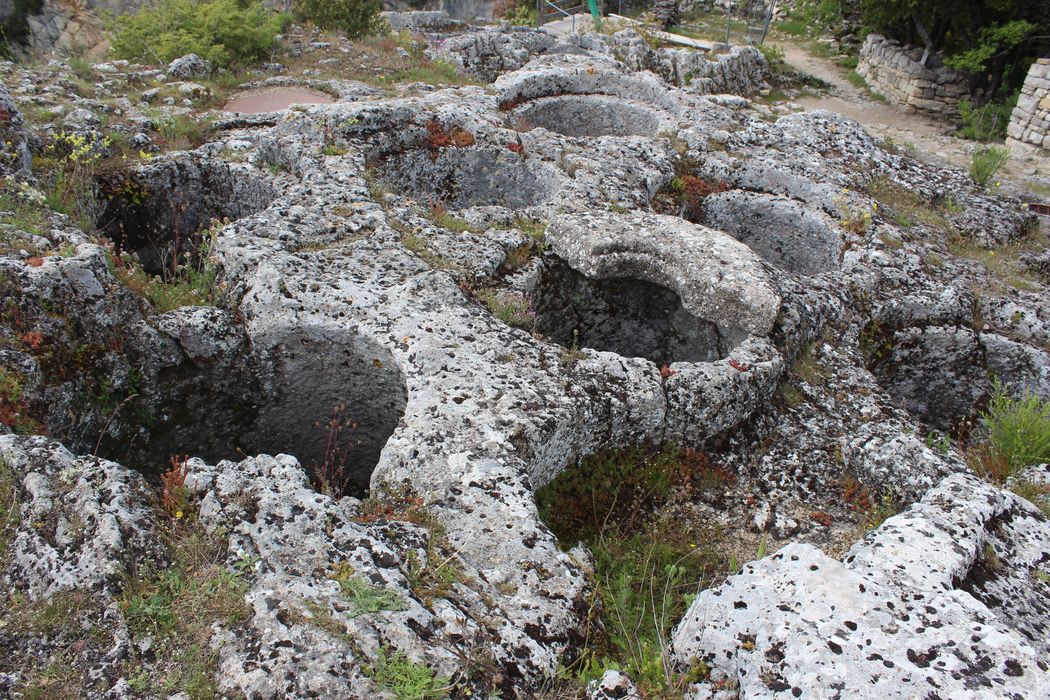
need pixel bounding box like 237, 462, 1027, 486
857, 34, 974, 118
1006, 58, 1050, 153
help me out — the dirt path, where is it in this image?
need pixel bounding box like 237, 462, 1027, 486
769, 39, 1050, 190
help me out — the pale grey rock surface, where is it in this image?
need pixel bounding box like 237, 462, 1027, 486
0, 435, 162, 597
166, 53, 212, 79
671, 473, 1050, 699
0, 21, 1047, 700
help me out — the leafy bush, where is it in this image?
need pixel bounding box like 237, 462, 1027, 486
943, 20, 1036, 74
293, 0, 383, 39
957, 93, 1018, 142
498, 0, 536, 27
110, 0, 289, 68
779, 0, 841, 36
969, 146, 1009, 187
757, 43, 786, 73
33, 131, 113, 231
980, 384, 1050, 475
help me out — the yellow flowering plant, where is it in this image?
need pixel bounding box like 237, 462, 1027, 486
35, 131, 113, 229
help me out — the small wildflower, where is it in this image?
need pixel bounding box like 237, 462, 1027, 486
175, 510, 184, 519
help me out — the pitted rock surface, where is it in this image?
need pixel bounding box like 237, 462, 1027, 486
671, 473, 1050, 698
0, 435, 161, 597
0, 22, 1047, 699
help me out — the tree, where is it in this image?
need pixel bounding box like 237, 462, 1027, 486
856, 0, 1049, 100
293, 0, 383, 39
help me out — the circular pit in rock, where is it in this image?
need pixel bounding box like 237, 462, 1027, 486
93, 159, 406, 496
532, 257, 743, 365
511, 95, 664, 137
97, 157, 277, 277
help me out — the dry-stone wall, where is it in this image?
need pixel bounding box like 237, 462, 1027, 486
1007, 58, 1050, 153
857, 34, 973, 118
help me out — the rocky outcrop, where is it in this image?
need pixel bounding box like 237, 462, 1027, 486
0, 24, 1047, 699
0, 435, 162, 597
24, 0, 110, 54
671, 473, 1050, 698
1007, 58, 1050, 153
166, 53, 212, 79
433, 27, 769, 93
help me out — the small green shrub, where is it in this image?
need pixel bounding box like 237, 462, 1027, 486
537, 445, 734, 695
385, 60, 475, 86
119, 522, 252, 698
980, 383, 1050, 475
500, 0, 536, 27
846, 70, 867, 89
110, 0, 289, 68
156, 113, 216, 150
33, 131, 113, 231
401, 233, 453, 269
474, 288, 534, 330
0, 368, 42, 435
365, 647, 450, 700
293, 0, 383, 39
969, 146, 1009, 187
426, 202, 474, 233
0, 189, 50, 253
757, 44, 786, 73
957, 94, 1019, 143
329, 562, 406, 617
67, 55, 95, 82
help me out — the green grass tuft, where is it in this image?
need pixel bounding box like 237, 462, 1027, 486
969, 146, 1009, 187
981, 383, 1050, 475
537, 445, 736, 695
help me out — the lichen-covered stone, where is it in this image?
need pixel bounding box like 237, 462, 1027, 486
671, 472, 1050, 698
0, 435, 162, 597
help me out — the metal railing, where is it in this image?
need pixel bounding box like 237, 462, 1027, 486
536, 0, 586, 30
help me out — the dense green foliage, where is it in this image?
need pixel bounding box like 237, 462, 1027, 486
857, 0, 1047, 99
956, 92, 1018, 142
365, 647, 449, 700
110, 0, 289, 68
293, 0, 383, 39
787, 0, 1048, 102
981, 384, 1050, 474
